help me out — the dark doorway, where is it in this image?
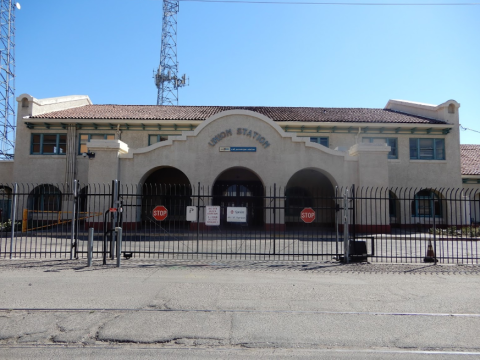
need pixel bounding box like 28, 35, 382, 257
142, 167, 192, 226
212, 168, 264, 227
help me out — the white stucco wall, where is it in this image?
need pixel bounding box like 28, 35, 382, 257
0, 161, 14, 184
117, 111, 354, 189
7, 94, 469, 194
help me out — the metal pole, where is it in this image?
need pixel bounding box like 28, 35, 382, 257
9, 182, 17, 259
115, 227, 122, 268
273, 183, 276, 255
196, 182, 200, 253
70, 180, 78, 260
343, 188, 350, 264
433, 205, 437, 265
110, 180, 119, 259
352, 184, 356, 244
87, 227, 94, 267
335, 187, 339, 259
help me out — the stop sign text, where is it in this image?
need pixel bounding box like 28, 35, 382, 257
301, 208, 315, 223
153, 205, 168, 221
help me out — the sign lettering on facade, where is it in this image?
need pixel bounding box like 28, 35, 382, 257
205, 206, 220, 226
226, 207, 247, 223
219, 147, 256, 152
208, 128, 270, 148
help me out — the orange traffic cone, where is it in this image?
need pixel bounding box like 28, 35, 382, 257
424, 240, 437, 263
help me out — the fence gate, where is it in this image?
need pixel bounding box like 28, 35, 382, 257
92, 183, 345, 261
3, 181, 479, 264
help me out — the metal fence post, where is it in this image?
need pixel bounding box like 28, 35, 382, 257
335, 187, 339, 259
9, 183, 17, 259
197, 182, 200, 253
343, 188, 350, 264
70, 179, 78, 260
87, 227, 94, 267
433, 206, 437, 265
273, 183, 276, 255
115, 227, 122, 267
110, 179, 119, 259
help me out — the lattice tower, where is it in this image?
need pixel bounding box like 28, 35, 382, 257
0, 0, 18, 159
154, 0, 188, 106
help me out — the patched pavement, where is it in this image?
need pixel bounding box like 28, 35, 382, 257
1, 259, 480, 355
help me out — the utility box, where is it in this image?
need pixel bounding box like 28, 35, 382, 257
349, 241, 368, 262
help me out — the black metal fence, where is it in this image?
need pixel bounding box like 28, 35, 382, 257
1, 182, 479, 264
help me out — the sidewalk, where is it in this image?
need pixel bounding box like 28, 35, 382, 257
1, 259, 480, 358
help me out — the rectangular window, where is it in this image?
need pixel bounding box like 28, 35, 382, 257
309, 137, 329, 147
412, 190, 442, 218
31, 134, 67, 155
362, 137, 398, 159
149, 134, 170, 145
79, 134, 115, 154
410, 138, 445, 160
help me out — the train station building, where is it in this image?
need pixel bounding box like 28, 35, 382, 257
0, 93, 479, 229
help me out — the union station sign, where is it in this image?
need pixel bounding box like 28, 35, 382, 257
208, 128, 271, 149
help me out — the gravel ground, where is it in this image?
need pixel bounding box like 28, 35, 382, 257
1, 258, 479, 275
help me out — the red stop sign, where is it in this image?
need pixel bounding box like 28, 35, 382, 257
153, 205, 168, 221
301, 208, 315, 223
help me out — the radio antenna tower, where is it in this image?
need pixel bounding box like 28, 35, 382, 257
154, 0, 188, 106
0, 1, 20, 159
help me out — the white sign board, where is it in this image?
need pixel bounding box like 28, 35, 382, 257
186, 206, 197, 222
226, 207, 247, 223
205, 206, 220, 226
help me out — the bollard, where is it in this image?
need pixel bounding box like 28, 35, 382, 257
115, 227, 122, 268
87, 228, 94, 267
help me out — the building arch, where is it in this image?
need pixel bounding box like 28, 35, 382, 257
410, 189, 446, 222
389, 190, 401, 226
285, 168, 336, 227
140, 166, 192, 224
472, 192, 480, 224
28, 184, 62, 212
0, 186, 12, 222
212, 167, 264, 227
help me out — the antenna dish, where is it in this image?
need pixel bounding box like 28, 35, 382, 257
15, 3, 21, 10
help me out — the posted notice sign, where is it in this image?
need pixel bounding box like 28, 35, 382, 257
205, 206, 220, 226
186, 206, 197, 222
227, 207, 247, 223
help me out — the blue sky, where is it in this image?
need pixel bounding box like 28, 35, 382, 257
15, 0, 480, 144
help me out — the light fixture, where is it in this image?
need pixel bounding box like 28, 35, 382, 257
82, 152, 95, 159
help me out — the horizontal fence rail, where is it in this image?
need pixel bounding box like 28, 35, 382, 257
0, 182, 479, 264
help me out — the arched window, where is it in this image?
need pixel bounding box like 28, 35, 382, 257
0, 186, 12, 221
29, 185, 62, 212
389, 191, 399, 217
21, 97, 29, 108
411, 190, 441, 218
223, 185, 252, 197
448, 103, 455, 114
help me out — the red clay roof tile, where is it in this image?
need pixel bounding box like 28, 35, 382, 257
461, 145, 480, 176
30, 104, 448, 125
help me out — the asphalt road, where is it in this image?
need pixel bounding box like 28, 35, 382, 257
1, 259, 480, 359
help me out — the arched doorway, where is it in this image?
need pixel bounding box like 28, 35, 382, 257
212, 167, 264, 227
27, 184, 63, 229
389, 190, 401, 227
141, 167, 192, 225
28, 184, 62, 212
0, 186, 12, 222
285, 169, 336, 228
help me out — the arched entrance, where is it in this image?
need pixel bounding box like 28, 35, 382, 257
212, 167, 264, 227
141, 167, 192, 225
285, 169, 336, 228
0, 186, 12, 222
28, 184, 62, 212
